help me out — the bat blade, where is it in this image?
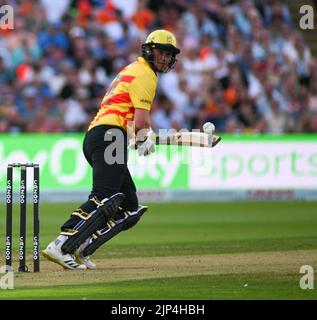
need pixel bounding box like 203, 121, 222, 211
154, 132, 221, 148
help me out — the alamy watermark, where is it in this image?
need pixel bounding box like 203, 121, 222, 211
102, 126, 215, 166
299, 265, 314, 290
299, 5, 315, 30
0, 5, 14, 30
0, 265, 14, 290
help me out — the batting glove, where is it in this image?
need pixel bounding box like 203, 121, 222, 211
136, 138, 155, 156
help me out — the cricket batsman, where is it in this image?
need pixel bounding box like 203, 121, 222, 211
42, 29, 181, 270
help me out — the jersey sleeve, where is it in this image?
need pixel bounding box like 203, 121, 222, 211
128, 73, 157, 111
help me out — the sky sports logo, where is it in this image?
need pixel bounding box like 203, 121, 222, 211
0, 5, 14, 30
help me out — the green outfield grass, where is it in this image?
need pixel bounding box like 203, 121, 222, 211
0, 201, 317, 299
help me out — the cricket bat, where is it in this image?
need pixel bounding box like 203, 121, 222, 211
151, 131, 221, 148
130, 131, 221, 149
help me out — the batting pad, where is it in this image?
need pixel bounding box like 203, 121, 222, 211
61, 193, 125, 254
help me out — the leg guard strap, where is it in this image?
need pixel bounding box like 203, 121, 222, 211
61, 193, 125, 254
60, 228, 78, 236
82, 205, 148, 256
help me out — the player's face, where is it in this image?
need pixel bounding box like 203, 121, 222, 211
152, 48, 173, 72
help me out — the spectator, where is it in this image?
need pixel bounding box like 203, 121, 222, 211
151, 93, 184, 131
38, 23, 69, 53
0, 0, 316, 134
265, 99, 288, 134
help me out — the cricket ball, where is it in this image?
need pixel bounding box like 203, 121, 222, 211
203, 122, 215, 134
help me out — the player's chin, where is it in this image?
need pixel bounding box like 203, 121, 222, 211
156, 63, 168, 73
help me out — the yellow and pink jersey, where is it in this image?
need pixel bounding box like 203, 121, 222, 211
88, 57, 157, 131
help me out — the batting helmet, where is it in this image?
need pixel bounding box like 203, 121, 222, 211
142, 29, 180, 73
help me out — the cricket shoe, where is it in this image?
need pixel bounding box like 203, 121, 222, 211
74, 237, 96, 270
42, 241, 87, 270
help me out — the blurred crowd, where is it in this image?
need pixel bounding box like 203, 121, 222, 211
0, 0, 317, 134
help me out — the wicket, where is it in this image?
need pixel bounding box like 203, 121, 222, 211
5, 163, 40, 272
